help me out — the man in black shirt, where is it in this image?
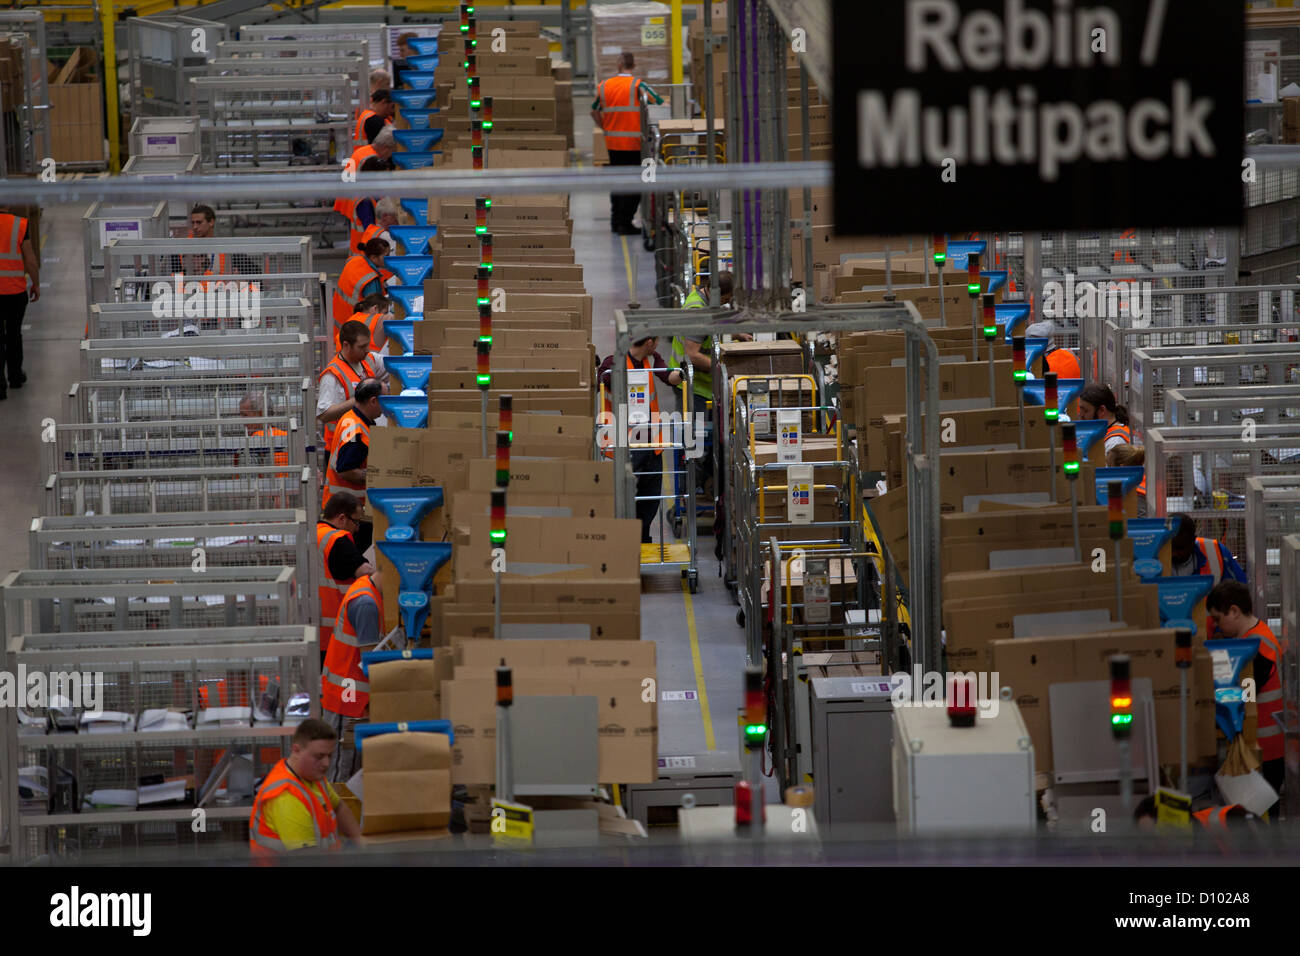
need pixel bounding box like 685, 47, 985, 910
360, 89, 396, 145
317, 492, 375, 662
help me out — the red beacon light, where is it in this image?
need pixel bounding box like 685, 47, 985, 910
932, 233, 947, 265
947, 674, 977, 727
1061, 421, 1080, 475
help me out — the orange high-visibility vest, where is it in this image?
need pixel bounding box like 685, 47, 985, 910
334, 144, 381, 247
316, 521, 358, 653
323, 409, 371, 509
0, 213, 29, 295
318, 352, 378, 452
248, 758, 341, 857
332, 254, 383, 333
597, 75, 645, 151
344, 310, 386, 352
1244, 619, 1285, 762
1104, 420, 1133, 452
1042, 345, 1081, 382
321, 575, 383, 718
1192, 805, 1241, 828
247, 427, 289, 467
353, 109, 392, 145
601, 354, 662, 459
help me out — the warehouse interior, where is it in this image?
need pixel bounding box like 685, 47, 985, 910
0, 0, 1295, 871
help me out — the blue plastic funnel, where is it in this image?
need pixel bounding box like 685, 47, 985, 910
386, 285, 424, 319
407, 53, 439, 70
388, 225, 438, 255
384, 354, 432, 391
1092, 466, 1145, 506
394, 129, 440, 153
1022, 337, 1048, 371
392, 151, 434, 170
998, 303, 1032, 342
943, 239, 986, 272
378, 394, 430, 428
982, 270, 1008, 294
383, 319, 417, 355
1127, 517, 1176, 580
355, 719, 454, 752
400, 198, 429, 226
362, 647, 433, 675
1021, 378, 1084, 410
408, 37, 440, 56
1073, 419, 1109, 458
1151, 575, 1215, 634
401, 108, 437, 130
367, 486, 444, 541
377, 540, 453, 641
390, 89, 435, 110
383, 255, 434, 286
403, 71, 437, 90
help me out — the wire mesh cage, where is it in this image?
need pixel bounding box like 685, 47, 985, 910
1245, 477, 1300, 629
0, 567, 299, 643
67, 376, 313, 427
45, 466, 318, 519
1128, 343, 1300, 437
45, 416, 304, 474
104, 237, 312, 289
190, 74, 354, 169
126, 15, 229, 116
1165, 385, 1300, 429
88, 297, 315, 339
1146, 424, 1300, 562
29, 511, 314, 623
81, 333, 313, 382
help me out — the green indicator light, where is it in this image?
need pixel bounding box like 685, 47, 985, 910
967, 282, 981, 294
483, 121, 494, 131
490, 529, 506, 544
933, 253, 946, 263
477, 373, 492, 387
480, 262, 493, 272
744, 723, 766, 736
478, 334, 492, 344
475, 225, 487, 235
467, 5, 474, 11
983, 325, 997, 337
460, 25, 468, 32
508, 430, 513, 442
1111, 713, 1132, 726
470, 99, 482, 108
1064, 461, 1081, 474
484, 199, 491, 207
1045, 408, 1059, 420
1013, 370, 1027, 382
476, 297, 490, 306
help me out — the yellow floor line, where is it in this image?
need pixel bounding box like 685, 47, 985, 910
681, 577, 717, 751
39, 231, 48, 253
620, 234, 635, 301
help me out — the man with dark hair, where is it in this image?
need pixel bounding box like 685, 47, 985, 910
248, 717, 362, 855
323, 377, 383, 509
354, 88, 395, 146
188, 205, 216, 238
331, 235, 389, 343
318, 318, 386, 452
591, 51, 664, 234
1206, 580, 1285, 795
322, 566, 384, 782
318, 491, 375, 659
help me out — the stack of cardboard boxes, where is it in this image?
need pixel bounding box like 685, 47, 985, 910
46, 46, 105, 166
363, 163, 658, 793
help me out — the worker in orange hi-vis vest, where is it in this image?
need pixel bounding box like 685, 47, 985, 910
334, 128, 397, 249
318, 319, 388, 454
0, 203, 39, 395
248, 718, 361, 857
331, 236, 390, 338
590, 52, 664, 234
320, 567, 385, 782
353, 88, 395, 147
237, 393, 289, 467
1205, 580, 1286, 797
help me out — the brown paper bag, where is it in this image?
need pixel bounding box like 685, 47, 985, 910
360, 732, 452, 835
369, 658, 440, 724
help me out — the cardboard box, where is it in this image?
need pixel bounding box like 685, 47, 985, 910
418, 325, 590, 354
441, 604, 642, 642
424, 388, 594, 417
454, 638, 655, 672
359, 731, 452, 834
369, 658, 440, 724
49, 82, 105, 165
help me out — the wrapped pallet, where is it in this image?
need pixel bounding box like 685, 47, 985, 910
591, 1, 672, 85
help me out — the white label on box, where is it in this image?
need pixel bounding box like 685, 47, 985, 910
658, 756, 696, 769
143, 134, 180, 157
661, 691, 698, 701
600, 45, 622, 56
803, 557, 830, 625
641, 23, 668, 46
777, 408, 802, 463
647, 70, 669, 79
627, 368, 651, 425
100, 220, 143, 247
788, 463, 813, 524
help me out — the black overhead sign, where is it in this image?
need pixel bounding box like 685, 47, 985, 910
831, 0, 1243, 233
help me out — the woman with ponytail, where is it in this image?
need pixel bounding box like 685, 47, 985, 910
1077, 383, 1134, 457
